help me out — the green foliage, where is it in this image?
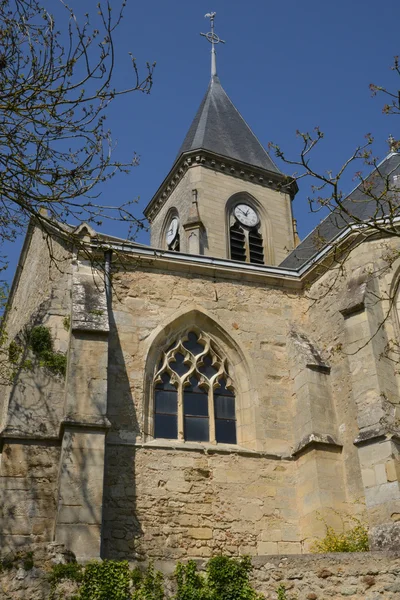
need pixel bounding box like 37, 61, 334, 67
276, 585, 288, 600
63, 315, 71, 331
29, 325, 53, 355
0, 550, 34, 572
131, 567, 143, 588
132, 562, 164, 600
49, 562, 83, 584
311, 516, 369, 553
28, 325, 66, 377
23, 551, 34, 571
175, 561, 209, 600
47, 556, 263, 600
207, 556, 261, 600
79, 560, 133, 600
174, 556, 261, 600
0, 0, 153, 263
8, 340, 22, 364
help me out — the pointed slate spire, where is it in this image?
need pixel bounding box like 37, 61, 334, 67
177, 76, 281, 173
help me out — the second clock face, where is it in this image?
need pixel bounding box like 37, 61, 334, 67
166, 217, 179, 245
234, 204, 259, 227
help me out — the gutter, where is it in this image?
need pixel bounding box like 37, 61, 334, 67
91, 216, 394, 283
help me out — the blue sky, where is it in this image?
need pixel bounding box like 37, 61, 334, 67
5, 0, 400, 282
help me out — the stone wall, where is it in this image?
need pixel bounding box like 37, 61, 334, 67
104, 259, 363, 558
102, 446, 299, 560
0, 224, 72, 552
109, 264, 305, 455
1, 543, 400, 600
0, 224, 71, 437
306, 236, 400, 549
150, 164, 294, 264
0, 443, 61, 552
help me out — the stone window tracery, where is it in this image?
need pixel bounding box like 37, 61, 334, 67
153, 331, 236, 444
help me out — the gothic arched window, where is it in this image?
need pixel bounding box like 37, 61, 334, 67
153, 331, 237, 444
229, 202, 264, 265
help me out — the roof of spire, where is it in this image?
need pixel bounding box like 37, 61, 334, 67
177, 75, 281, 174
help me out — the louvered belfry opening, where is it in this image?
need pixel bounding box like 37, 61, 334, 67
229, 206, 265, 265
249, 229, 264, 264
229, 222, 246, 261
168, 235, 180, 252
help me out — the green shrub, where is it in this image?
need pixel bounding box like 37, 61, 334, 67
174, 556, 261, 600
47, 556, 263, 600
132, 562, 164, 600
174, 561, 209, 600
311, 516, 369, 553
207, 556, 261, 600
79, 560, 132, 600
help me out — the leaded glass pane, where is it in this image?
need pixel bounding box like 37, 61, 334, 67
155, 414, 178, 439
184, 392, 208, 416
184, 416, 209, 442
214, 395, 235, 419
215, 419, 236, 444
184, 377, 208, 417
155, 390, 177, 415
215, 377, 236, 444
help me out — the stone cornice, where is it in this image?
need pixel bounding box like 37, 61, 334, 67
144, 150, 298, 223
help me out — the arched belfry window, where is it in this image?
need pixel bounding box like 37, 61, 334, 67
229, 202, 264, 265
153, 331, 237, 444
164, 213, 180, 251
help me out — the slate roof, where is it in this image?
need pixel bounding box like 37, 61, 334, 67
177, 75, 280, 173
280, 152, 400, 270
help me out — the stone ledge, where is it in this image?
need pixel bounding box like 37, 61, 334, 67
339, 273, 368, 317
106, 437, 291, 460
354, 427, 393, 446
292, 432, 342, 457
60, 416, 111, 434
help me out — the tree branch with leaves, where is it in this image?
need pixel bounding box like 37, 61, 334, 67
0, 0, 155, 265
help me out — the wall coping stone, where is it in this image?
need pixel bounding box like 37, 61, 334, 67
106, 437, 292, 460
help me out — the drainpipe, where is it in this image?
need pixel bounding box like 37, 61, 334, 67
104, 249, 112, 307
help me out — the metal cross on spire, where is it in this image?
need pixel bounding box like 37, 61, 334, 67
200, 12, 225, 78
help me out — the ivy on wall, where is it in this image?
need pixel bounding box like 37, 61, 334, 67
8, 324, 67, 378
28, 325, 67, 376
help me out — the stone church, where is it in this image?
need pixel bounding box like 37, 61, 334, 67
1, 34, 400, 563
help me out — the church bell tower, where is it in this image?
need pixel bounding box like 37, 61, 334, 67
144, 13, 298, 266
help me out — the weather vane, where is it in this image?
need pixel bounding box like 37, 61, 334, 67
200, 12, 225, 78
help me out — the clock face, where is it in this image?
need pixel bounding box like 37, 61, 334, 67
166, 217, 179, 246
234, 204, 259, 227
